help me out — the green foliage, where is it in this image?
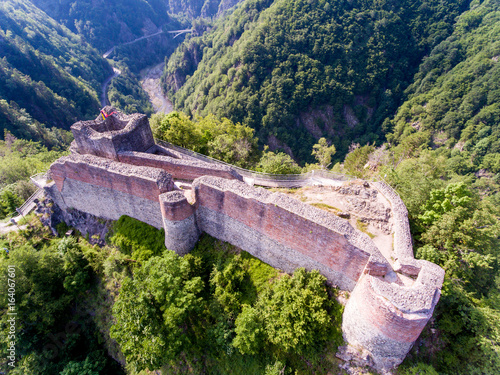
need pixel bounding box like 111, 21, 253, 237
233, 305, 266, 355
107, 65, 154, 115
165, 0, 469, 161
398, 362, 439, 375
232, 268, 343, 361
389, 0, 500, 160
0, 136, 68, 191
154, 111, 259, 168
154, 111, 198, 148
210, 254, 248, 314
31, 0, 172, 52
259, 269, 336, 355
264, 360, 286, 375
0, 221, 122, 374
110, 250, 204, 372
257, 148, 301, 174
0, 0, 111, 142
312, 138, 336, 169
0, 189, 22, 217
57, 237, 92, 296
418, 182, 473, 225
382, 150, 449, 218
108, 215, 166, 262
0, 244, 71, 334
416, 187, 499, 297
59, 355, 103, 375
383, 146, 500, 374
343, 145, 375, 178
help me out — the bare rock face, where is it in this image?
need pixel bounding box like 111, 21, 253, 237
35, 197, 111, 246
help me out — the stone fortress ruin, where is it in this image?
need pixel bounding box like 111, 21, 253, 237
39, 108, 445, 372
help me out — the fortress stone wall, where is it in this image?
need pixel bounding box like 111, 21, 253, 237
42, 108, 445, 372
47, 153, 174, 229
190, 176, 390, 290
71, 111, 155, 160
117, 147, 243, 181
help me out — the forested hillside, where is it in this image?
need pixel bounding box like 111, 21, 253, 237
31, 0, 245, 72
163, 0, 471, 161
389, 0, 500, 173
0, 0, 250, 148
164, 0, 245, 19
31, 0, 173, 51
0, 0, 111, 146
367, 2, 500, 372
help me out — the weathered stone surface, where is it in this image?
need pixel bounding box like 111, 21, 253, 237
47, 176, 164, 229
71, 106, 155, 160
118, 150, 242, 181
342, 181, 446, 372
51, 153, 174, 202
192, 176, 391, 288
160, 191, 200, 255
197, 205, 361, 291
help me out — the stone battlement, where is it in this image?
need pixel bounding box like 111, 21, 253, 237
44, 110, 445, 372
71, 106, 155, 160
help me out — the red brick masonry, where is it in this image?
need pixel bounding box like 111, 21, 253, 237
50, 154, 173, 202
194, 179, 374, 286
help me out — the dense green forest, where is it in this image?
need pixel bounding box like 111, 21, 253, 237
1, 0, 500, 374
163, 0, 471, 161
0, 136, 69, 217
0, 0, 111, 145
31, 0, 244, 52
107, 65, 155, 116
30, 0, 175, 51
0, 222, 126, 374
388, 0, 500, 173
30, 0, 244, 72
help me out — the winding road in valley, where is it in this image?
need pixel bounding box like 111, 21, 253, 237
100, 67, 121, 107
100, 28, 191, 108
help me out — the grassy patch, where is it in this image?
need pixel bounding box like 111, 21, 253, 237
107, 215, 165, 262
310, 202, 341, 214
356, 219, 375, 239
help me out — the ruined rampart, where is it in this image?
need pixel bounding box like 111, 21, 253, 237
71, 108, 155, 160
373, 180, 424, 275
41, 109, 445, 372
117, 148, 242, 181
47, 153, 174, 229
190, 176, 390, 291
342, 180, 445, 370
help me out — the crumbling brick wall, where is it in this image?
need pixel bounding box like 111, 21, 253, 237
47, 154, 174, 229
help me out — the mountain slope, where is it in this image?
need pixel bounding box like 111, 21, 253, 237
31, 0, 172, 51
0, 0, 111, 145
389, 0, 500, 163
163, 0, 471, 162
